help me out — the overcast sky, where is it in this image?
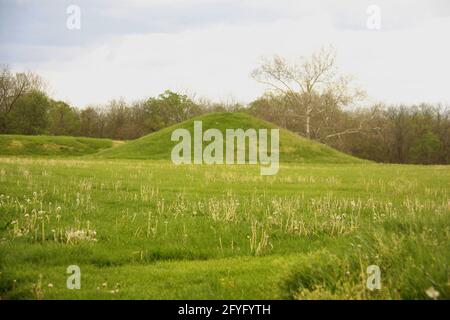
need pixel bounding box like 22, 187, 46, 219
1, 0, 449, 107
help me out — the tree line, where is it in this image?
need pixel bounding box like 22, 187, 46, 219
0, 67, 213, 139
249, 94, 449, 164
248, 47, 449, 164
1, 52, 449, 164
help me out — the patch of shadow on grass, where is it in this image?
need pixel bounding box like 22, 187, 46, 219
134, 248, 211, 263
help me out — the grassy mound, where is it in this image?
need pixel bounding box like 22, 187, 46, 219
0, 134, 116, 157
95, 112, 363, 163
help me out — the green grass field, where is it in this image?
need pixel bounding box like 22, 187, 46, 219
0, 114, 449, 300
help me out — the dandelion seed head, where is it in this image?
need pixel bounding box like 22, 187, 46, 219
425, 287, 440, 300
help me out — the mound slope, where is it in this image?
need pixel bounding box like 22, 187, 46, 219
95, 113, 363, 163
0, 134, 116, 157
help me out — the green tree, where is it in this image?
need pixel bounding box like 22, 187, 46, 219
7, 90, 50, 134
0, 66, 44, 133
144, 90, 202, 132
48, 100, 80, 136
79, 107, 103, 137
410, 131, 441, 164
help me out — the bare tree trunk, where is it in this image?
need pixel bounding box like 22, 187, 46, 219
305, 108, 311, 139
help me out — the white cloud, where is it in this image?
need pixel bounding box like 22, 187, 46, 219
2, 0, 450, 106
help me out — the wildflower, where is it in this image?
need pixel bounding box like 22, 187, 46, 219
425, 287, 440, 300
65, 228, 97, 244
48, 283, 53, 288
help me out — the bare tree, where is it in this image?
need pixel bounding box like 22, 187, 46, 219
251, 46, 365, 139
